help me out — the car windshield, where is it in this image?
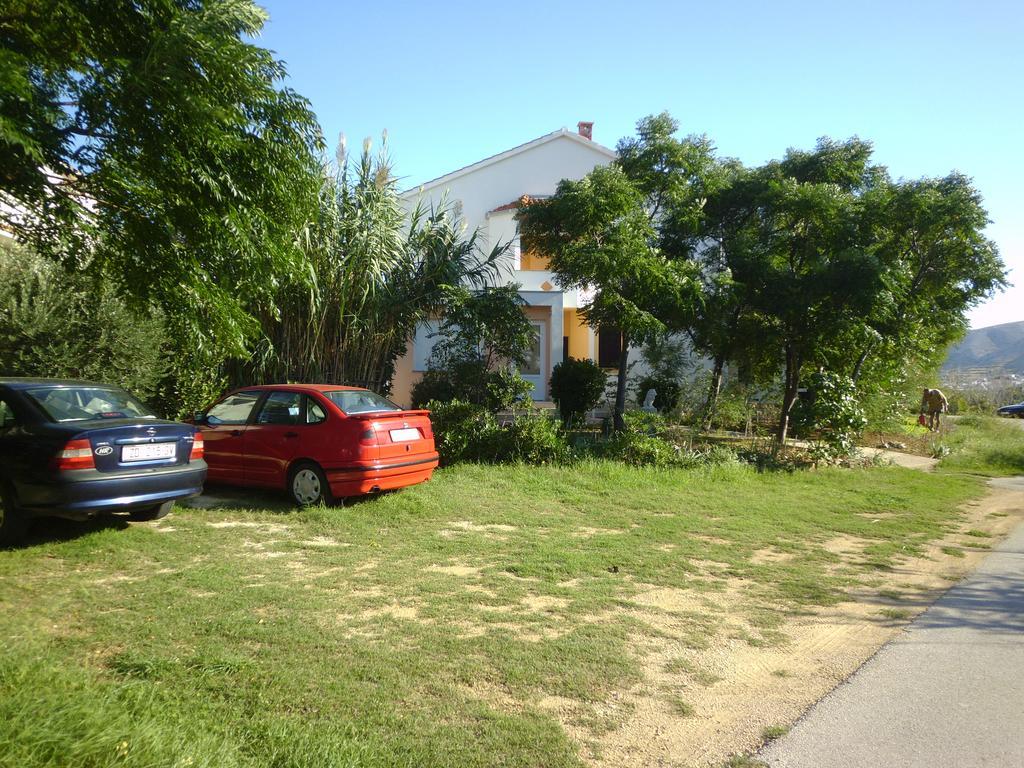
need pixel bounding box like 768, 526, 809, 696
26, 386, 156, 423
325, 390, 402, 415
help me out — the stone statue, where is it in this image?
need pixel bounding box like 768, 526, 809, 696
641, 388, 658, 413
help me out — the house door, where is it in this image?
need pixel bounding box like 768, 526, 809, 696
519, 321, 547, 400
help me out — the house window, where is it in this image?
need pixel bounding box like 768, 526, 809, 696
518, 232, 549, 271
597, 327, 623, 369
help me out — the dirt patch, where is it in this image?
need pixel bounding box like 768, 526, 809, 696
448, 520, 517, 533
821, 534, 866, 557
360, 603, 422, 621
573, 526, 626, 538
556, 480, 1024, 767
299, 536, 348, 548
750, 548, 796, 565
206, 521, 290, 534
427, 563, 483, 577
522, 595, 569, 612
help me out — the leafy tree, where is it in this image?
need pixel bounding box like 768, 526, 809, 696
429, 285, 534, 372
722, 138, 885, 442
550, 357, 606, 426
518, 114, 709, 431
846, 173, 1005, 388
411, 284, 535, 411
0, 239, 166, 403
247, 136, 509, 396
0, 0, 323, 361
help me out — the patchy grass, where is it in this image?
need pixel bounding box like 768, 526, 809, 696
0, 461, 987, 767
936, 416, 1024, 476
761, 725, 789, 741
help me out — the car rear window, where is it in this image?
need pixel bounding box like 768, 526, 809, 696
325, 390, 401, 415
26, 386, 156, 423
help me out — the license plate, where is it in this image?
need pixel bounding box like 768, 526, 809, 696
389, 428, 420, 442
121, 442, 176, 462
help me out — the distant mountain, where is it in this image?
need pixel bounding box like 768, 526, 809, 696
942, 320, 1024, 376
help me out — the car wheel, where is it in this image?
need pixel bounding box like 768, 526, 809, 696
0, 485, 27, 546
288, 462, 332, 507
128, 501, 173, 522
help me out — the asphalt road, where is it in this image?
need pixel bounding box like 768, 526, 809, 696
761, 476, 1024, 768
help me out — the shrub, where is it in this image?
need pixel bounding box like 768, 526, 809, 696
412, 361, 532, 412
478, 413, 570, 464
425, 400, 569, 465
791, 371, 867, 459
635, 375, 683, 414
424, 400, 497, 465
550, 357, 607, 426
592, 424, 740, 469
0, 241, 168, 404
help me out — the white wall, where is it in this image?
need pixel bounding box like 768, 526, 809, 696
401, 131, 613, 254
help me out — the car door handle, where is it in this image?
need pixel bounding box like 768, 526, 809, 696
284, 432, 299, 438
230, 429, 243, 437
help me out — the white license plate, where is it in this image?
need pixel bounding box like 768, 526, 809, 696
389, 428, 420, 442
121, 442, 176, 462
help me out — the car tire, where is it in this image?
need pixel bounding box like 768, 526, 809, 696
288, 462, 332, 507
0, 484, 27, 546
128, 501, 173, 522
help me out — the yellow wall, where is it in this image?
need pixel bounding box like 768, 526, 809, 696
519, 250, 549, 271
563, 309, 593, 361
390, 344, 421, 409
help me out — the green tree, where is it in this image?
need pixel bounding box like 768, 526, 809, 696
518, 114, 709, 431
550, 357, 606, 426
722, 138, 885, 442
846, 173, 1005, 388
0, 240, 166, 403
0, 0, 323, 362
411, 284, 535, 411
250, 136, 510, 397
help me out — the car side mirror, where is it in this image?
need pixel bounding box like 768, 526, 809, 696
193, 411, 207, 424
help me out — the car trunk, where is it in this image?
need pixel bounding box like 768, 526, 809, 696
77, 419, 196, 473
348, 410, 435, 462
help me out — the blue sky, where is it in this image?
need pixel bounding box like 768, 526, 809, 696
257, 0, 1023, 329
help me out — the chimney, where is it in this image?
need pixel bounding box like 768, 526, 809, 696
577, 121, 593, 140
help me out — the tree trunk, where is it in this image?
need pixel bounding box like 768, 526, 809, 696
850, 342, 874, 384
701, 356, 725, 431
613, 331, 630, 432
777, 345, 801, 444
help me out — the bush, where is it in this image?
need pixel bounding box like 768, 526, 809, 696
412, 361, 532, 412
591, 423, 740, 469
0, 241, 168, 404
550, 357, 607, 426
478, 413, 570, 464
425, 400, 570, 465
791, 371, 867, 459
635, 375, 683, 414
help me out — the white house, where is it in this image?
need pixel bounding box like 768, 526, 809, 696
391, 122, 623, 406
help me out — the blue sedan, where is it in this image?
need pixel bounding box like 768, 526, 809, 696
997, 401, 1024, 418
0, 378, 207, 545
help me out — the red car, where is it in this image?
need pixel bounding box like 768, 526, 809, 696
195, 385, 438, 506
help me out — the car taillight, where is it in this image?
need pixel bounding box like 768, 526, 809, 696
190, 432, 204, 460
360, 428, 376, 445
53, 439, 95, 471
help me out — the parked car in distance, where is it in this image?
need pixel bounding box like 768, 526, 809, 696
0, 378, 207, 545
194, 384, 439, 506
996, 401, 1024, 418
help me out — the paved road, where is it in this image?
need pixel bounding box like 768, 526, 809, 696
761, 476, 1024, 768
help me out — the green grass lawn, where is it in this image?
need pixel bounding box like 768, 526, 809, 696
936, 415, 1024, 476
0, 460, 989, 768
